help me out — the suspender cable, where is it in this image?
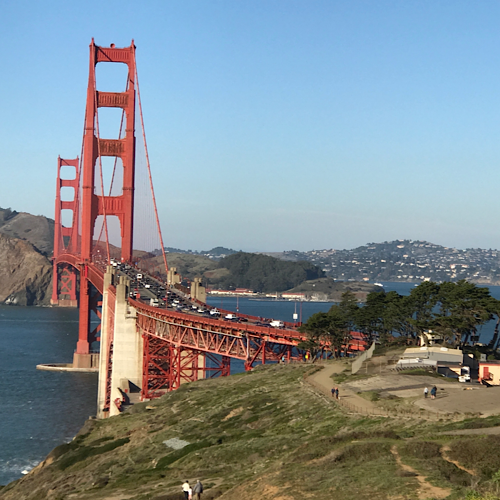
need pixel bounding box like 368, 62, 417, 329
132, 45, 169, 276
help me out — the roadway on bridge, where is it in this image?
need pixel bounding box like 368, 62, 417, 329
112, 261, 299, 331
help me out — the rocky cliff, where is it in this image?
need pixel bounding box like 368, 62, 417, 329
0, 234, 52, 305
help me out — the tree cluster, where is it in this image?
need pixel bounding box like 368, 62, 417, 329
213, 252, 324, 293
299, 280, 500, 352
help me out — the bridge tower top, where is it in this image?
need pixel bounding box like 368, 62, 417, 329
81, 39, 137, 263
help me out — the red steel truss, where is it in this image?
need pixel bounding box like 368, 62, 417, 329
135, 302, 304, 399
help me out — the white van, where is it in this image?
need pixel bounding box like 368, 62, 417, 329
269, 320, 284, 328
225, 313, 238, 320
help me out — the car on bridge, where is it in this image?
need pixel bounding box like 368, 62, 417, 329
269, 320, 284, 328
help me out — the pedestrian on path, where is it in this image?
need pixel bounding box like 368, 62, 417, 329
331, 387, 335, 398
192, 479, 203, 499
430, 386, 437, 399
335, 387, 339, 399
424, 387, 428, 398
182, 481, 190, 500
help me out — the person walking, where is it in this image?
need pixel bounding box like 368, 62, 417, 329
335, 387, 339, 400
331, 387, 335, 398
424, 387, 429, 398
192, 479, 204, 500
182, 480, 190, 500
430, 386, 437, 399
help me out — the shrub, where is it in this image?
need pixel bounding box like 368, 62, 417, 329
400, 441, 441, 460
57, 437, 130, 471
334, 442, 391, 463
448, 437, 500, 479
156, 440, 212, 469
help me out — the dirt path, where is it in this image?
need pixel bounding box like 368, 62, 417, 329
390, 445, 451, 499
306, 362, 380, 414
440, 445, 476, 476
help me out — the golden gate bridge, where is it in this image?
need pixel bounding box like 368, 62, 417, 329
50, 40, 366, 418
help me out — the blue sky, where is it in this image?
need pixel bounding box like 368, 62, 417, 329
1, 1, 500, 252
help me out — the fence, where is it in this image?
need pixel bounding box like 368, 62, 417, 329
351, 341, 376, 374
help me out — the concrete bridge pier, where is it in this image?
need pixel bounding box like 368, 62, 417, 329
97, 269, 142, 418
190, 277, 206, 303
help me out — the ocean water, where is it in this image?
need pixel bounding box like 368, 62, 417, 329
0, 306, 97, 486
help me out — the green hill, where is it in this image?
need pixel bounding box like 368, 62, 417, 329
2, 363, 499, 500
211, 252, 325, 292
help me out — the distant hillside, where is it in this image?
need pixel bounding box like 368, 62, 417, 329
0, 208, 54, 255
211, 252, 325, 293
0, 233, 52, 305
287, 277, 381, 301
267, 240, 500, 285
161, 246, 238, 260
143, 253, 218, 280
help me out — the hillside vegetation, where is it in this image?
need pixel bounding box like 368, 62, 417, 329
2, 363, 500, 500
211, 252, 324, 292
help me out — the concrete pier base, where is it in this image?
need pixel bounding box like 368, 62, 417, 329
36, 363, 98, 373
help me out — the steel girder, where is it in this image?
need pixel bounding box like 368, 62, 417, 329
137, 308, 305, 400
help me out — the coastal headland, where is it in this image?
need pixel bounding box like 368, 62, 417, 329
3, 356, 500, 500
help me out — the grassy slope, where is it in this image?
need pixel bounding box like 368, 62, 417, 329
1, 365, 498, 500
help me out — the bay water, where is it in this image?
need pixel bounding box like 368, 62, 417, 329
2, 282, 500, 485
0, 306, 97, 486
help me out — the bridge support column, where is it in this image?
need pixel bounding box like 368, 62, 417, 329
190, 277, 206, 303
97, 266, 115, 419
73, 271, 92, 368
109, 275, 142, 417
51, 265, 78, 307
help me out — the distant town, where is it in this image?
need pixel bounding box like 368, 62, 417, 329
166, 240, 500, 286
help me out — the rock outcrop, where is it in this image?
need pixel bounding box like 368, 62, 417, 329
0, 234, 52, 305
